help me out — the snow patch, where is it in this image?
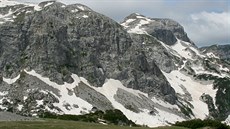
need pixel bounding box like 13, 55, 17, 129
2, 69, 185, 127
25, 10, 32, 14
161, 39, 204, 60
219, 65, 229, 72
136, 15, 146, 19
0, 9, 14, 24
163, 70, 217, 119
121, 19, 136, 28
171, 40, 193, 60
191, 64, 224, 78
33, 4, 42, 11
3, 74, 20, 84
224, 115, 230, 125
77, 5, 85, 11
127, 19, 150, 34
121, 14, 154, 33
92, 79, 184, 127
82, 15, 88, 18
71, 9, 78, 13
24, 69, 93, 115
136, 15, 153, 22
206, 52, 219, 59
18, 104, 23, 111
43, 2, 54, 8
0, 91, 8, 96
36, 100, 44, 105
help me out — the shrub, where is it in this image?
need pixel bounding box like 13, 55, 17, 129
39, 109, 136, 126
174, 119, 230, 129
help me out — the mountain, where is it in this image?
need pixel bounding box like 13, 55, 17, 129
200, 44, 230, 61
0, 0, 230, 127
121, 13, 230, 122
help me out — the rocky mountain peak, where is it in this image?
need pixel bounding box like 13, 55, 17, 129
123, 13, 145, 20
200, 44, 230, 60
66, 3, 92, 12
121, 13, 193, 46
0, 1, 230, 127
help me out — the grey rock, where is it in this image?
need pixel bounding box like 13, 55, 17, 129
74, 81, 113, 111
200, 93, 218, 118
121, 13, 193, 46
129, 34, 180, 73
0, 1, 181, 118
0, 1, 177, 105
114, 88, 155, 113
201, 44, 230, 61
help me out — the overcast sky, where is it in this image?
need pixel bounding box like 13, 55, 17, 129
16, 0, 230, 47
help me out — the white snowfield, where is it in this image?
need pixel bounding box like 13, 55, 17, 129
206, 52, 219, 59
1, 0, 229, 127
93, 79, 184, 127
127, 19, 150, 34
162, 71, 217, 119
77, 5, 85, 11
0, 0, 59, 24
0, 0, 90, 24
0, 9, 14, 24
121, 14, 153, 34
120, 19, 135, 28
224, 115, 230, 125
24, 70, 93, 115
1, 69, 185, 127
71, 9, 78, 13
3, 74, 20, 84
82, 15, 88, 18
169, 39, 205, 60
44, 2, 54, 8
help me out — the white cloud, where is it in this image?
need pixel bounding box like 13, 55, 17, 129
183, 11, 230, 47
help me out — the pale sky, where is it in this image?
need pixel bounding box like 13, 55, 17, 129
16, 0, 230, 47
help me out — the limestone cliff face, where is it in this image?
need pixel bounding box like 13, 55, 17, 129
1, 0, 229, 125
0, 0, 177, 117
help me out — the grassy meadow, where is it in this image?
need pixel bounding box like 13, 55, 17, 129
0, 119, 188, 129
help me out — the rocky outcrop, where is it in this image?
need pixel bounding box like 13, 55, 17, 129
74, 82, 113, 111
201, 44, 230, 61
121, 13, 193, 46
2, 0, 229, 125
0, 0, 178, 117
129, 33, 181, 73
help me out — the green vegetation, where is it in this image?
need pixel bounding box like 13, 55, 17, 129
40, 109, 136, 126
0, 120, 190, 129
174, 119, 230, 129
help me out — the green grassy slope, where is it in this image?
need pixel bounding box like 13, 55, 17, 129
0, 119, 188, 129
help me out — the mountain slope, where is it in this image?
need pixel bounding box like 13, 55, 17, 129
200, 44, 230, 61
0, 0, 183, 127
121, 13, 230, 123
0, 0, 229, 127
